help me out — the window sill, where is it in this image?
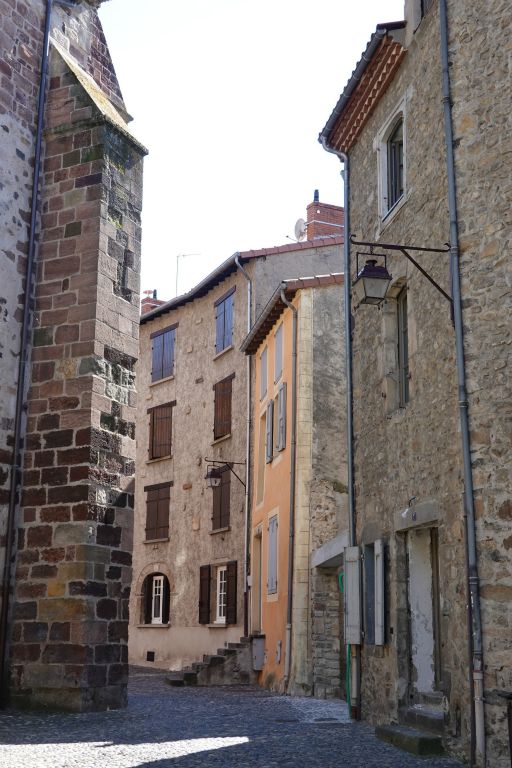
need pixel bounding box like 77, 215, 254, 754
206, 622, 227, 629
136, 623, 170, 629
143, 537, 170, 544
150, 375, 175, 387
146, 455, 172, 464
213, 345, 233, 361
380, 193, 407, 232
210, 526, 231, 536
211, 433, 231, 446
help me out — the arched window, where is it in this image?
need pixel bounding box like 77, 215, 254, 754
141, 573, 170, 625
387, 119, 404, 210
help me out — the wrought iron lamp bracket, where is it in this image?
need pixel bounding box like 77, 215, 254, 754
204, 458, 246, 489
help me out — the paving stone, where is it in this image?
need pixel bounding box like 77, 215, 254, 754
0, 667, 463, 767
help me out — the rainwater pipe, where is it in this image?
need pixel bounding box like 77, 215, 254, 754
280, 288, 297, 689
318, 140, 360, 719
235, 254, 252, 637
0, 0, 83, 703
439, 2, 485, 764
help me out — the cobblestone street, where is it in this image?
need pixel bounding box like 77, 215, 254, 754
0, 667, 464, 768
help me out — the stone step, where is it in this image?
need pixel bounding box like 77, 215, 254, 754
376, 724, 444, 757
403, 705, 445, 734
182, 669, 198, 684
226, 642, 244, 650
203, 654, 225, 667
217, 647, 237, 657
166, 672, 185, 687
191, 662, 207, 672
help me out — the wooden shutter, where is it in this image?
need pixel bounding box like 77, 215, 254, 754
149, 402, 174, 459
162, 575, 170, 625
375, 539, 385, 646
277, 382, 286, 451
344, 546, 361, 645
199, 564, 211, 624
145, 483, 171, 540
211, 465, 230, 530
224, 294, 233, 348
226, 560, 237, 625
267, 515, 278, 593
142, 576, 152, 624
214, 375, 234, 440
215, 302, 224, 353
162, 328, 175, 379
151, 334, 164, 382
265, 400, 274, 463
260, 347, 267, 399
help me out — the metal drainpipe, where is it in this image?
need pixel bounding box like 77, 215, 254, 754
319, 139, 360, 719
235, 254, 252, 637
280, 288, 297, 690
439, 2, 485, 765
0, 0, 54, 702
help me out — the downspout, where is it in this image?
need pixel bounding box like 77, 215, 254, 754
0, 0, 54, 702
439, 2, 485, 765
280, 288, 297, 689
235, 254, 252, 637
319, 139, 360, 719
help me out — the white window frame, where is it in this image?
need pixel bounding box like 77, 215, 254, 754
216, 565, 227, 623
374, 95, 408, 225
151, 574, 164, 625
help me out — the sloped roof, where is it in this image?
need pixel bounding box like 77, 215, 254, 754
52, 41, 148, 155
241, 273, 344, 355
319, 21, 406, 154
140, 236, 343, 325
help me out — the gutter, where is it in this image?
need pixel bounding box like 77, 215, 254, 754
439, 2, 485, 764
279, 288, 297, 690
0, 0, 54, 703
234, 254, 252, 637
318, 137, 360, 719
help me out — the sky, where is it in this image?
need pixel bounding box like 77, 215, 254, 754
98, 0, 405, 300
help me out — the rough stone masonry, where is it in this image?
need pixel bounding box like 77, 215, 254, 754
0, 0, 146, 710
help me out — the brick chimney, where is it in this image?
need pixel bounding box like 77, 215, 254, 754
141, 289, 166, 315
306, 189, 344, 240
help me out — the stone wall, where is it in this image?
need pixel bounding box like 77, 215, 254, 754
344, 2, 468, 750
447, 1, 512, 762
0, 0, 145, 710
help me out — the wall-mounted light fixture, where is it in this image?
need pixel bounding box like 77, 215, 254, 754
353, 250, 392, 306
350, 235, 452, 311
204, 458, 246, 489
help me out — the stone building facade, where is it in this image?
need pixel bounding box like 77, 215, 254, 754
0, 0, 146, 710
320, 1, 512, 764
131, 201, 343, 672
241, 275, 347, 697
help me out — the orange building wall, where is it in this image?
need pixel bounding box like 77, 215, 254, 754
250, 295, 299, 689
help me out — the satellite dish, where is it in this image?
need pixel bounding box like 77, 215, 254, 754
294, 217, 307, 241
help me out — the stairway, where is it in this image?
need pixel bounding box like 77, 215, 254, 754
166, 638, 258, 687
376, 693, 446, 757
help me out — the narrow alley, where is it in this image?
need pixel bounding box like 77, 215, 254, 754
0, 667, 463, 768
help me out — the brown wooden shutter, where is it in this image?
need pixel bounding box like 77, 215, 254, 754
199, 564, 211, 624
142, 576, 152, 624
212, 479, 222, 530
213, 374, 234, 440
145, 482, 171, 540
226, 560, 237, 625
145, 489, 158, 540
149, 402, 175, 460
162, 576, 170, 625
212, 466, 230, 530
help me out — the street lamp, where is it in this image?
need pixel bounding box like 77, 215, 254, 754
205, 465, 222, 488
204, 459, 246, 489
352, 252, 392, 306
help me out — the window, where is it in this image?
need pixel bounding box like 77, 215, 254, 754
144, 482, 172, 540
387, 119, 404, 210
212, 465, 230, 530
397, 287, 409, 406
141, 573, 170, 625
256, 413, 266, 504
265, 400, 274, 463
267, 515, 278, 594
151, 324, 177, 382
213, 373, 234, 440
216, 566, 227, 623
148, 401, 175, 460
274, 324, 283, 382
198, 561, 237, 625
215, 287, 235, 353
260, 347, 267, 400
